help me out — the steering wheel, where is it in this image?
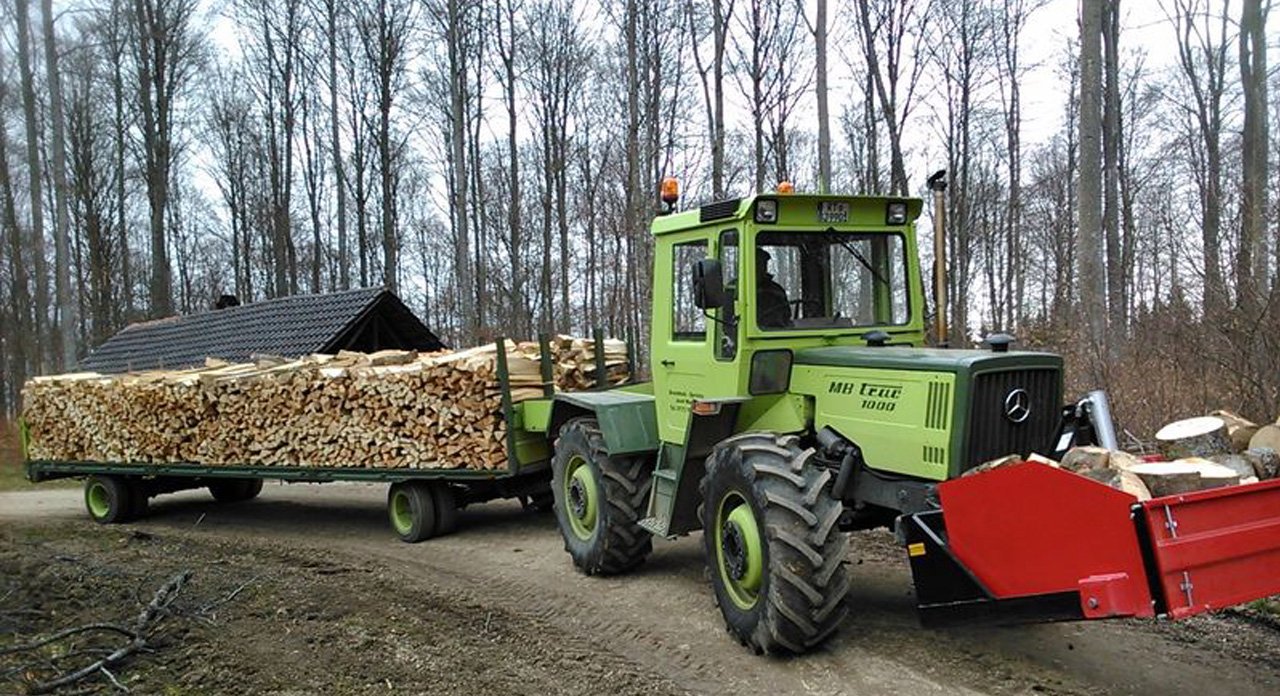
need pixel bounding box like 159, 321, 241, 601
789, 299, 824, 320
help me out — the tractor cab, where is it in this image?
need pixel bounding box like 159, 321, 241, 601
649, 193, 928, 446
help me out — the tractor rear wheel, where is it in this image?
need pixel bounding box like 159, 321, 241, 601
551, 417, 653, 575
701, 432, 850, 655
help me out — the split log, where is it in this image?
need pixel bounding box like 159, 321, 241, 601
21, 335, 630, 472
1106, 450, 1143, 472
963, 453, 1022, 476
1060, 446, 1110, 472
1248, 425, 1280, 454
1026, 453, 1060, 467
1131, 459, 1241, 497
1242, 447, 1280, 480
1211, 410, 1260, 453
1130, 461, 1207, 497
1210, 454, 1261, 483
1079, 468, 1152, 501
1154, 416, 1231, 459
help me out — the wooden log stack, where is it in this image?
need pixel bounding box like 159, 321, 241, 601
22, 336, 630, 472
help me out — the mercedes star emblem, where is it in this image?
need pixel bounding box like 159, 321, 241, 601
1003, 388, 1031, 423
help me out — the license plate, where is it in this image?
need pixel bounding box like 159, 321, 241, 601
818, 201, 849, 223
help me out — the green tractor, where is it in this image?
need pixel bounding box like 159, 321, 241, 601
542, 184, 1280, 655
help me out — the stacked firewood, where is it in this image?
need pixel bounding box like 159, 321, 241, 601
969, 409, 1280, 500
22, 336, 629, 471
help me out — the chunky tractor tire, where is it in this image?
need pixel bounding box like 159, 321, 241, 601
388, 481, 437, 543
84, 475, 137, 524
551, 418, 653, 575
430, 483, 459, 537
701, 432, 851, 655
208, 478, 263, 503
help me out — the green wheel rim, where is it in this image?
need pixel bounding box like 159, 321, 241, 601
716, 491, 763, 610
563, 455, 599, 540
86, 481, 111, 520
389, 490, 414, 535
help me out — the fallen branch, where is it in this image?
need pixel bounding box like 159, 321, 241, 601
26, 571, 191, 695
0, 623, 136, 657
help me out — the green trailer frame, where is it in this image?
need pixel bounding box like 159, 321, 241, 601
22, 333, 633, 541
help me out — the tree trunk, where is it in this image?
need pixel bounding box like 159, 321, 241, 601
1237, 0, 1268, 305
41, 0, 77, 368
1101, 0, 1124, 339
1077, 0, 1107, 359
814, 0, 830, 193
14, 0, 51, 364
327, 0, 349, 291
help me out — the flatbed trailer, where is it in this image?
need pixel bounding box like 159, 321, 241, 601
22, 333, 626, 542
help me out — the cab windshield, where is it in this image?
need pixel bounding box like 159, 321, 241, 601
755, 231, 909, 331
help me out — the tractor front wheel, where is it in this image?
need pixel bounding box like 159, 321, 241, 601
551, 418, 653, 575
701, 432, 851, 655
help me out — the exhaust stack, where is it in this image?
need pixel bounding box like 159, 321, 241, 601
927, 170, 949, 347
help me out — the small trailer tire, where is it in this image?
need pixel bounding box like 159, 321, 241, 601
84, 475, 137, 524
430, 482, 459, 537
208, 478, 263, 503
388, 481, 437, 543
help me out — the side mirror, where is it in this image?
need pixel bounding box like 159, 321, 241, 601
692, 258, 729, 309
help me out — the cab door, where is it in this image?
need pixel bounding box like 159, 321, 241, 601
652, 230, 745, 445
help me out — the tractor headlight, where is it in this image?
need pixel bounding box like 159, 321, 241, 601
754, 199, 778, 224
886, 202, 908, 225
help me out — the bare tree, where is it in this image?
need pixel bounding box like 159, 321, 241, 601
1078, 0, 1107, 355
132, 0, 200, 317
1167, 0, 1230, 316
855, 0, 931, 195
355, 0, 415, 293
1237, 0, 1269, 305
38, 0, 76, 365
13, 0, 50, 362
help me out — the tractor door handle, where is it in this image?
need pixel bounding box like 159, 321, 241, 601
660, 359, 676, 368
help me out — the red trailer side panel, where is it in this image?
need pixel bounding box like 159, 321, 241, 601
1139, 478, 1280, 619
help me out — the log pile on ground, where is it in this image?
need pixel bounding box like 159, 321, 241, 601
22, 336, 629, 471
1050, 411, 1280, 498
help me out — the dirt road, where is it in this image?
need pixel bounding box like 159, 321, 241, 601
4, 482, 1280, 695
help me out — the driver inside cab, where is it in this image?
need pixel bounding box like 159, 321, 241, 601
756, 248, 791, 328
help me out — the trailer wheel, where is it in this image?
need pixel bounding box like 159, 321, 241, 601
84, 475, 137, 524
701, 432, 850, 655
388, 481, 437, 543
551, 417, 652, 575
430, 483, 459, 537
208, 478, 262, 503
129, 484, 151, 520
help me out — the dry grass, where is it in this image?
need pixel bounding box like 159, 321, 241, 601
0, 420, 75, 492
0, 420, 32, 490
1022, 299, 1280, 443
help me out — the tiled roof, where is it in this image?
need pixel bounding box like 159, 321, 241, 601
79, 288, 445, 374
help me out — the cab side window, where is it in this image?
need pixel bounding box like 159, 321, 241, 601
673, 240, 708, 341
718, 230, 738, 359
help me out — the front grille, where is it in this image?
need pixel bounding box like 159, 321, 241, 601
964, 368, 1061, 470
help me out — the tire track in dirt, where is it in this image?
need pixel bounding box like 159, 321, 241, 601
5, 483, 1280, 695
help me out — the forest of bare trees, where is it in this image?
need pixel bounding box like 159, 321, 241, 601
0, 0, 1277, 433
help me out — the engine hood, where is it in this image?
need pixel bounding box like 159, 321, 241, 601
791, 345, 1063, 374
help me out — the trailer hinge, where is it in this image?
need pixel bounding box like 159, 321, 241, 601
1163, 505, 1179, 537
1180, 571, 1195, 608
